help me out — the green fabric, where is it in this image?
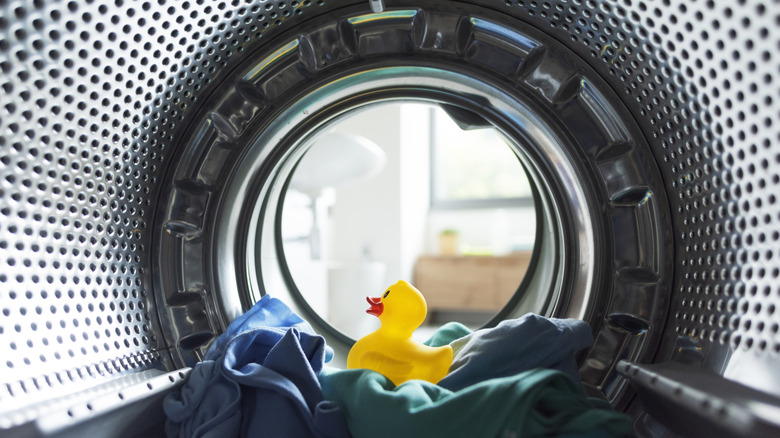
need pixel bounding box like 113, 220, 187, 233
319, 366, 632, 438
421, 321, 471, 348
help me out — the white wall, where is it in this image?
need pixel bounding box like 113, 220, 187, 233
328, 104, 403, 284
399, 105, 431, 281
327, 103, 432, 285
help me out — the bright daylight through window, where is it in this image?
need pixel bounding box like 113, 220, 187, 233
430, 107, 534, 209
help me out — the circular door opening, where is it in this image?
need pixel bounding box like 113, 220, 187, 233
279, 101, 540, 341
157, 4, 672, 406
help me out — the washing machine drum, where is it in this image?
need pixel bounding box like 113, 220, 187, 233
0, 0, 778, 436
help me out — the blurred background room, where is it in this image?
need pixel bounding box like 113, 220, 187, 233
279, 102, 538, 340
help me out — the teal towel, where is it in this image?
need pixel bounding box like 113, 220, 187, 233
319, 366, 632, 438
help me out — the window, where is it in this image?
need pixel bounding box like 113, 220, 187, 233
430, 106, 534, 209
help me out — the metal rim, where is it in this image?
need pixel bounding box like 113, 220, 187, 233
154, 3, 673, 408
237, 71, 579, 347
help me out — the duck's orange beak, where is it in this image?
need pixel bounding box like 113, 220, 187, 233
366, 296, 383, 317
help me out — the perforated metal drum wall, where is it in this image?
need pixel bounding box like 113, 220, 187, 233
0, 0, 778, 433
0, 0, 316, 420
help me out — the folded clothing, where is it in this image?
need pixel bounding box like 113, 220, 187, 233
163, 296, 349, 438
319, 366, 632, 438
432, 314, 593, 391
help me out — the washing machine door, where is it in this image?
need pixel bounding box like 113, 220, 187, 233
0, 0, 778, 437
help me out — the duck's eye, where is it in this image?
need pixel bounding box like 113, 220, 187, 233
383, 290, 390, 299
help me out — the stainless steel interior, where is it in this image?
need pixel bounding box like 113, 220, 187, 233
0, 0, 778, 436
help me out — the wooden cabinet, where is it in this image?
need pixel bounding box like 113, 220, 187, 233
413, 252, 532, 312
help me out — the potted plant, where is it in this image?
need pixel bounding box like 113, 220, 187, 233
438, 229, 459, 256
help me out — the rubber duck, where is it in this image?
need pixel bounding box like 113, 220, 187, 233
347, 280, 453, 385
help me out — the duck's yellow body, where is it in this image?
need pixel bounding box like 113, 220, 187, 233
347, 280, 453, 386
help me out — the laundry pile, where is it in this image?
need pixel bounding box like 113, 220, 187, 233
163, 295, 632, 438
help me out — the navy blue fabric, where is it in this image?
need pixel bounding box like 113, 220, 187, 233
222, 327, 349, 438
163, 361, 242, 438
438, 314, 593, 391
203, 294, 332, 362
163, 296, 349, 438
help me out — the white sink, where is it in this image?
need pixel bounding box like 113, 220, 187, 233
291, 131, 387, 194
